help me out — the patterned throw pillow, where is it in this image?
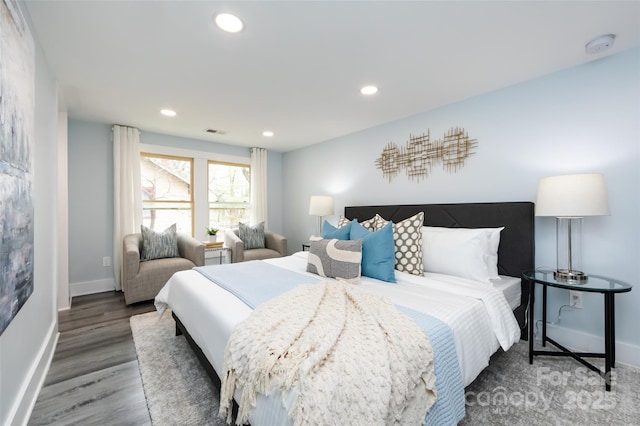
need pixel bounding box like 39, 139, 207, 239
338, 214, 380, 231
370, 214, 387, 231
337, 215, 351, 228
239, 222, 266, 250
307, 239, 363, 282
360, 215, 380, 231
377, 212, 425, 275
141, 224, 179, 261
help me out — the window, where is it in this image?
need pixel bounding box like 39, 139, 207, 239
140, 153, 193, 234
208, 161, 250, 229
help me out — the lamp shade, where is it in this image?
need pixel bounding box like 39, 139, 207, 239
308, 195, 334, 216
535, 173, 610, 217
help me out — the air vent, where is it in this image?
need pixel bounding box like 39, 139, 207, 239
204, 128, 227, 135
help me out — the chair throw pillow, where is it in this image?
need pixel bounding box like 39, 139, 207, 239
239, 222, 266, 250
140, 223, 179, 261
306, 239, 363, 283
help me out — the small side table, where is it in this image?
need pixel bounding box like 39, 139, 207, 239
302, 242, 311, 251
204, 247, 231, 266
523, 269, 632, 391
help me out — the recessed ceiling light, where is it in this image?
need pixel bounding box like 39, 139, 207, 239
360, 85, 378, 95
262, 131, 274, 137
160, 109, 176, 117
215, 13, 243, 33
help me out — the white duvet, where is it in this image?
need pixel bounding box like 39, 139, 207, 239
155, 251, 520, 425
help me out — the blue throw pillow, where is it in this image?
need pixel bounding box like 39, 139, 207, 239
321, 219, 353, 240
349, 221, 396, 283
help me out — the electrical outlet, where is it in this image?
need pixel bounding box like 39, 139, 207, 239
103, 256, 111, 267
569, 290, 583, 309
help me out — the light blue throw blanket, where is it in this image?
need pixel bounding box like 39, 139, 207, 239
194, 261, 465, 425
194, 261, 320, 308
399, 306, 466, 426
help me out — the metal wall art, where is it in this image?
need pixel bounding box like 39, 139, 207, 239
375, 127, 477, 182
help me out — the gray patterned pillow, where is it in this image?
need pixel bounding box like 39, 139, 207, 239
359, 215, 379, 231
306, 239, 362, 282
377, 212, 424, 275
141, 224, 179, 261
338, 215, 381, 231
337, 215, 351, 228
239, 222, 265, 250
370, 214, 387, 231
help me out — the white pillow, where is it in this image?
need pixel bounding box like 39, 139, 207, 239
483, 227, 504, 279
422, 226, 504, 282
423, 226, 504, 278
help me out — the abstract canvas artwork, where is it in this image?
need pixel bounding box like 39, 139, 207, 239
0, 0, 35, 336
375, 127, 477, 182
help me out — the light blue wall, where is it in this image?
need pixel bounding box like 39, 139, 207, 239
1, 2, 59, 422
67, 121, 284, 286
283, 49, 640, 351
68, 121, 113, 284
139, 131, 284, 234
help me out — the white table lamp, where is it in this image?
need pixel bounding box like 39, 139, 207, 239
535, 173, 610, 281
309, 195, 334, 237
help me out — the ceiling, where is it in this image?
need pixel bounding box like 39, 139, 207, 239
24, 1, 640, 152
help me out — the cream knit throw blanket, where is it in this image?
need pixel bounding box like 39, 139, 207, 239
219, 281, 436, 425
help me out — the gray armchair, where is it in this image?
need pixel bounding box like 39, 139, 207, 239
122, 233, 204, 304
224, 229, 287, 263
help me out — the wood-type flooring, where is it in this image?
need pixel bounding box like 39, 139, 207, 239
28, 291, 155, 426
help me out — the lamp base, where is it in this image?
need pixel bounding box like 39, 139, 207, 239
554, 269, 588, 283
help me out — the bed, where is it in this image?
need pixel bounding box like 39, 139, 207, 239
154, 202, 534, 425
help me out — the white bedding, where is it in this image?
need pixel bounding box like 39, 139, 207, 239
155, 251, 520, 425
491, 275, 522, 310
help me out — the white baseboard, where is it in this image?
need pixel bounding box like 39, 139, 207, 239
70, 278, 116, 297
7, 322, 59, 426
542, 323, 639, 368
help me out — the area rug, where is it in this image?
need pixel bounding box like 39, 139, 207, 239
130, 310, 225, 426
131, 311, 640, 425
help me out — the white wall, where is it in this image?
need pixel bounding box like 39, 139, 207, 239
0, 2, 60, 423
283, 48, 640, 363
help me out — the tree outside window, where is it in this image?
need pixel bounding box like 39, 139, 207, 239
208, 161, 250, 229
140, 153, 193, 234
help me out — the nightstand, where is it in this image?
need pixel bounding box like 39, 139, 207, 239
204, 247, 231, 266
523, 269, 632, 391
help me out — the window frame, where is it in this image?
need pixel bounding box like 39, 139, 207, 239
139, 143, 250, 239
207, 159, 251, 230
140, 152, 195, 235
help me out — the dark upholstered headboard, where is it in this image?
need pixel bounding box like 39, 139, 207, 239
344, 202, 535, 338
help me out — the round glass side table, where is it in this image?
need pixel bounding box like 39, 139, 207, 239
522, 269, 632, 391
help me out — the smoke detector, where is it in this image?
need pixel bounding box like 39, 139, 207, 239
585, 34, 616, 54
